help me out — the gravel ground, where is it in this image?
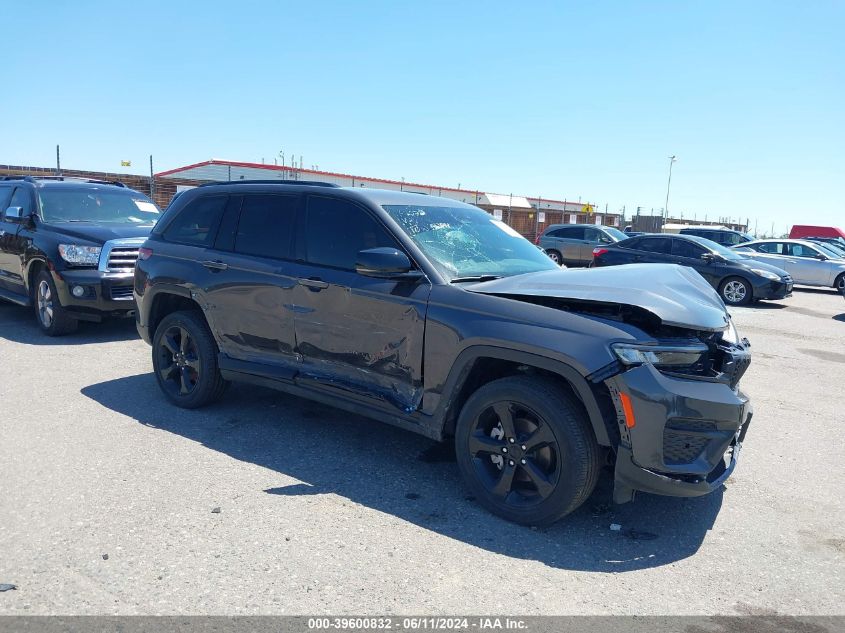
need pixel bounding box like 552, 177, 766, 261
0, 288, 843, 615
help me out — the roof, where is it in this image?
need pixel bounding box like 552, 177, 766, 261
155, 158, 599, 209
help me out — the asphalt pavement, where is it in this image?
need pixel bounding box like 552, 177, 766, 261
0, 288, 843, 615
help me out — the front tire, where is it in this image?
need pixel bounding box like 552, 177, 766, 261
719, 276, 752, 306
454, 376, 601, 526
33, 271, 78, 336
834, 273, 845, 293
152, 310, 227, 409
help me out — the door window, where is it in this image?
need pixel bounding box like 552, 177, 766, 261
787, 243, 819, 258
757, 242, 786, 254
0, 186, 13, 211
556, 226, 585, 239
673, 239, 706, 259
638, 237, 672, 254
8, 188, 32, 217
233, 194, 298, 259
305, 196, 397, 270
162, 195, 228, 246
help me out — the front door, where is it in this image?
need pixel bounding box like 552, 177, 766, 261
291, 194, 431, 412
671, 238, 720, 286
0, 187, 35, 294
786, 243, 832, 286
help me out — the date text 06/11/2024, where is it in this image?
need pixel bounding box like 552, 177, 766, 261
306, 617, 528, 630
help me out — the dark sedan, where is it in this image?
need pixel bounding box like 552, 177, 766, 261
592, 233, 792, 306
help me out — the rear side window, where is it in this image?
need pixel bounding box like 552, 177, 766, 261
163, 195, 227, 246
305, 196, 396, 270
561, 226, 586, 239
673, 239, 706, 259
233, 194, 298, 259
758, 242, 786, 254
638, 237, 672, 254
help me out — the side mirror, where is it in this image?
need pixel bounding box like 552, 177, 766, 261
701, 252, 715, 262
4, 206, 24, 221
815, 254, 828, 261
356, 247, 421, 280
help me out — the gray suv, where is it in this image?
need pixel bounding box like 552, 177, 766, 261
538, 224, 627, 266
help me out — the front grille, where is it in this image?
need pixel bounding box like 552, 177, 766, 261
107, 247, 140, 272
663, 430, 711, 465
110, 285, 134, 300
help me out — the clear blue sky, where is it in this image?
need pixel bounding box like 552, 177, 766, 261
3, 1, 843, 234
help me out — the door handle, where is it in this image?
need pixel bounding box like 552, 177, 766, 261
299, 277, 329, 291
202, 260, 228, 271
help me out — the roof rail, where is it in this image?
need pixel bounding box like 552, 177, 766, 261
199, 179, 340, 188
0, 175, 127, 187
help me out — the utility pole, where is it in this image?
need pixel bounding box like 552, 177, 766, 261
56, 145, 61, 176
664, 155, 677, 220
149, 155, 155, 199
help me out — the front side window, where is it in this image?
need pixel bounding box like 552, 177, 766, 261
163, 195, 227, 246
0, 186, 13, 210
787, 243, 817, 258
9, 187, 33, 216
383, 204, 558, 280
234, 194, 298, 259
305, 196, 396, 270
38, 188, 159, 224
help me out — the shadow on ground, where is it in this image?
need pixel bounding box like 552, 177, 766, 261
82, 373, 725, 573
0, 301, 138, 345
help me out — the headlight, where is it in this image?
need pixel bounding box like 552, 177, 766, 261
721, 318, 741, 345
58, 244, 102, 265
612, 343, 708, 368
750, 268, 781, 281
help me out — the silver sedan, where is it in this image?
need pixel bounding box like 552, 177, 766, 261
734, 239, 845, 291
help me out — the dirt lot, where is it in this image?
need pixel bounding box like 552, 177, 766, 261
0, 288, 843, 615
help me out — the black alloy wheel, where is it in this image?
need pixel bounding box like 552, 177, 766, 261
152, 311, 227, 408
455, 376, 601, 526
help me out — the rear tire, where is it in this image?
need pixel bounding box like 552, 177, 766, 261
719, 276, 752, 306
454, 376, 601, 526
546, 250, 562, 266
152, 310, 227, 409
33, 271, 78, 336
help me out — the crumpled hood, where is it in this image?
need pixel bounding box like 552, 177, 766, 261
465, 264, 730, 332
41, 222, 154, 244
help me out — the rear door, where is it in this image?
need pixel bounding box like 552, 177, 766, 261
290, 194, 431, 411
746, 242, 797, 276
202, 192, 301, 370
556, 226, 586, 264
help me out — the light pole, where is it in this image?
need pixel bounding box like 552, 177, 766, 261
664, 155, 677, 220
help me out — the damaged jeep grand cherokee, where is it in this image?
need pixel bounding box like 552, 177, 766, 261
134, 182, 752, 526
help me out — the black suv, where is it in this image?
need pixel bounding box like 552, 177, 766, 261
134, 181, 753, 525
0, 176, 160, 335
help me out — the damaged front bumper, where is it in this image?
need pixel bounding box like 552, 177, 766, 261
606, 362, 752, 503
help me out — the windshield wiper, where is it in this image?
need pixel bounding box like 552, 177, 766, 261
450, 274, 502, 283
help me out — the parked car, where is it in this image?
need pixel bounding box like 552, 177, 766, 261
537, 224, 627, 266
789, 225, 845, 241
0, 175, 159, 335
679, 227, 753, 247
592, 233, 792, 306
734, 239, 845, 292
135, 181, 753, 526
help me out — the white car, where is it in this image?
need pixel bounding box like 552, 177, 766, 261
734, 239, 845, 291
